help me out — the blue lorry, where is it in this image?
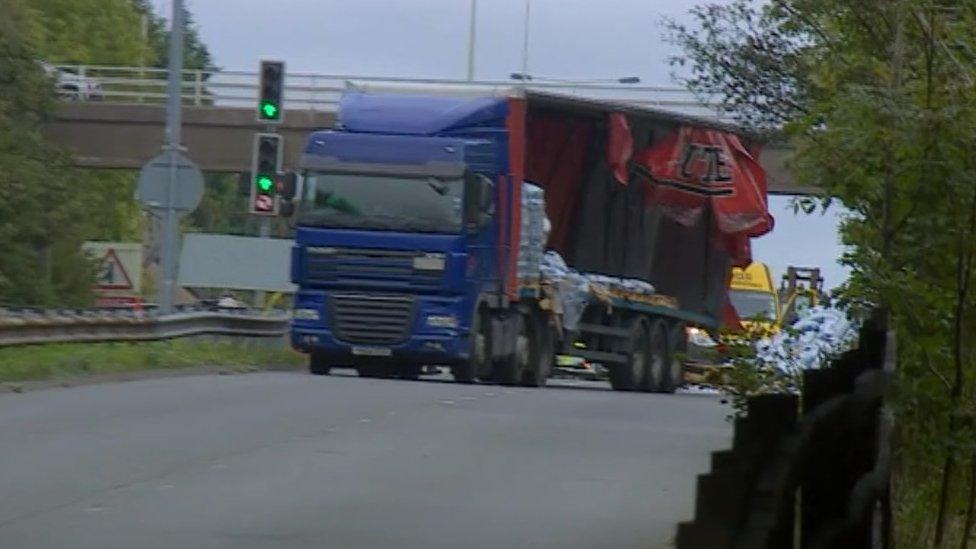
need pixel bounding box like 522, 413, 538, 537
287, 87, 771, 391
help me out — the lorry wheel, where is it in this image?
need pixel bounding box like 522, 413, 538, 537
309, 352, 331, 376
452, 309, 488, 383
357, 360, 395, 379
608, 319, 648, 391
495, 314, 528, 386
641, 321, 669, 393
521, 312, 553, 388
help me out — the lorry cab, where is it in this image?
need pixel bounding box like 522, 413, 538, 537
289, 92, 509, 379
728, 262, 780, 334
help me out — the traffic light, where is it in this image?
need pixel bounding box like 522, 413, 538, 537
258, 60, 284, 123
250, 133, 283, 215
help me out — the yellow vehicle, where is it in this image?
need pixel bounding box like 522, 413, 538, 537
684, 262, 779, 380
728, 262, 781, 335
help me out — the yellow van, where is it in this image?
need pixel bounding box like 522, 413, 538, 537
729, 262, 780, 334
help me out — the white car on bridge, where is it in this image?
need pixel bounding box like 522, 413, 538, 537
40, 62, 103, 101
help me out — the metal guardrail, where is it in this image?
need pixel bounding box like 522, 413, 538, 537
0, 307, 290, 346
51, 64, 728, 119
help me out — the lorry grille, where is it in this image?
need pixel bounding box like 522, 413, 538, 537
305, 247, 440, 289
328, 293, 415, 345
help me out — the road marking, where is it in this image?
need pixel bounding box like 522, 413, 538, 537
87, 505, 104, 512
439, 399, 456, 405
358, 418, 371, 423
484, 392, 497, 397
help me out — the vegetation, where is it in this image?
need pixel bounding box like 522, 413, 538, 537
0, 0, 256, 307
0, 339, 303, 384
668, 1, 976, 546
0, 0, 99, 306
706, 324, 805, 418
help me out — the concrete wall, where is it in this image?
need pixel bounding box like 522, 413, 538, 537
44, 103, 334, 173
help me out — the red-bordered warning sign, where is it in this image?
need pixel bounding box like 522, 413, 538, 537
96, 248, 135, 291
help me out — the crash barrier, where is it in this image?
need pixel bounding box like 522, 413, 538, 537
0, 306, 290, 347
676, 310, 894, 548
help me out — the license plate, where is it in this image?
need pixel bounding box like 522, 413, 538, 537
351, 346, 392, 357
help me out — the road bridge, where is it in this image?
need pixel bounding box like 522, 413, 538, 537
39, 65, 812, 194
44, 102, 331, 173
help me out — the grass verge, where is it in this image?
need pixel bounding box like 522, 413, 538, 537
0, 339, 305, 384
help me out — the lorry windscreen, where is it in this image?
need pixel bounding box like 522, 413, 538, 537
298, 171, 464, 233
729, 289, 777, 321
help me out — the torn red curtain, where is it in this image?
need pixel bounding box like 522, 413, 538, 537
634, 125, 774, 266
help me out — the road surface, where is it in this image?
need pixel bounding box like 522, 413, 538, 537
0, 371, 730, 549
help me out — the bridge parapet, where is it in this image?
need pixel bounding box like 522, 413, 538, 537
45, 102, 333, 172
41, 66, 816, 194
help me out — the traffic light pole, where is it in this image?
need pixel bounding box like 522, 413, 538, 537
159, 0, 185, 315
254, 217, 271, 308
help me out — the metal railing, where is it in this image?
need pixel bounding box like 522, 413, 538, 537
52, 64, 727, 119
0, 306, 289, 346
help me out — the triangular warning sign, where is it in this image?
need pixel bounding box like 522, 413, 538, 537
96, 248, 134, 291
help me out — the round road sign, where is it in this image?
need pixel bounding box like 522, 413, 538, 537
135, 149, 205, 214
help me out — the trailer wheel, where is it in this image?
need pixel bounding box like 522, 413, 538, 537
452, 308, 488, 383
521, 312, 553, 388
309, 352, 331, 376
656, 324, 685, 393
641, 321, 669, 393
495, 314, 528, 386
608, 319, 648, 391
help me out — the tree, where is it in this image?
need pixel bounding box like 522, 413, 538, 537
128, 0, 214, 71
668, 1, 976, 546
0, 0, 98, 306
0, 0, 222, 306
31, 0, 153, 65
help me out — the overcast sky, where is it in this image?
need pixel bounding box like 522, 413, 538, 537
161, 0, 850, 288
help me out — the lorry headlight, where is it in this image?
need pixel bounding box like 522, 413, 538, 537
686, 326, 717, 348
293, 308, 320, 320
426, 315, 458, 328
413, 253, 446, 272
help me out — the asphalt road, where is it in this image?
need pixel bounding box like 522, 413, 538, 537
0, 371, 730, 549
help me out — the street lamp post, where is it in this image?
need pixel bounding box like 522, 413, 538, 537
521, 0, 531, 77
466, 0, 477, 81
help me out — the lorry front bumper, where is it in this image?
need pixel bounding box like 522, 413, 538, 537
291, 326, 468, 363
290, 291, 472, 364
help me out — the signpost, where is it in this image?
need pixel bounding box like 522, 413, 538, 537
134, 0, 188, 314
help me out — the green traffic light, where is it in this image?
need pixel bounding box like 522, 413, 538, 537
256, 175, 274, 192
260, 101, 279, 119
